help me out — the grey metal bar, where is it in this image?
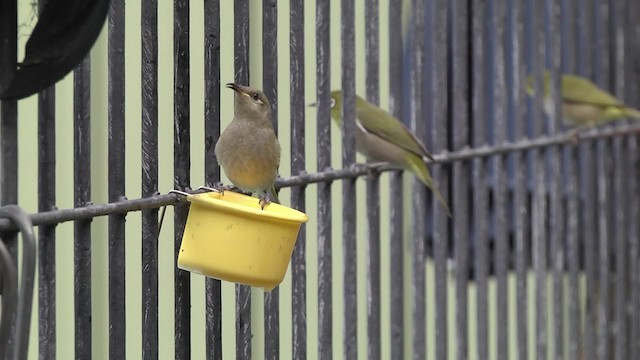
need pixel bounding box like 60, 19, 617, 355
611, 3, 627, 360
410, 0, 427, 358
262, 0, 279, 359
315, 0, 332, 358
174, 0, 191, 358
628, 2, 640, 356
560, 1, 580, 359
108, 0, 127, 357
204, 2, 222, 359
290, 1, 307, 359
364, 0, 380, 359
387, 0, 404, 358
545, 0, 564, 359
576, 0, 597, 358
489, 0, 509, 358
341, 0, 358, 358
142, 0, 159, 357
37, 20, 57, 356
429, 0, 448, 359
233, 1, 252, 358
73, 56, 92, 359
36, 5, 56, 359
593, 1, 611, 358
450, 0, 468, 359
472, 0, 489, 358
0, 0, 18, 320
507, 0, 528, 358
529, 0, 548, 358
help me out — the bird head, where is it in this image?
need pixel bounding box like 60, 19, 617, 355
328, 90, 343, 123
226, 83, 272, 122
307, 90, 343, 124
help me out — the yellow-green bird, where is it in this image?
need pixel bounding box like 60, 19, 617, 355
527, 72, 640, 128
325, 90, 450, 216
215, 83, 280, 209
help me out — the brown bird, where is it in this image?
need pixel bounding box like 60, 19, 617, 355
215, 83, 280, 209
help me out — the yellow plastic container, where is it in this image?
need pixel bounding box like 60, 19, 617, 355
177, 191, 309, 290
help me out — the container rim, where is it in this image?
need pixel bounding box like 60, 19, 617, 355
186, 191, 309, 224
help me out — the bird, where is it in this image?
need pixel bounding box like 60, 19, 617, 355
215, 83, 281, 209
321, 90, 451, 216
527, 71, 640, 129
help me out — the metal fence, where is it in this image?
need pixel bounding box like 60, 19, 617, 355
1, 0, 640, 359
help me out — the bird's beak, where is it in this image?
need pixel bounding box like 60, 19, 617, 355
226, 83, 245, 95
308, 102, 317, 107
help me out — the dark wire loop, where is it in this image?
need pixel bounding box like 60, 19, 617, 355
0, 237, 17, 359
0, 205, 36, 360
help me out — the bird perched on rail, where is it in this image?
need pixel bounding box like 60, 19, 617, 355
527, 71, 640, 129
215, 83, 280, 209
317, 90, 450, 216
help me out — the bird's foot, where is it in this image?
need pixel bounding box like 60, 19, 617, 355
567, 129, 582, 146
258, 195, 272, 210
364, 162, 386, 181
198, 183, 235, 195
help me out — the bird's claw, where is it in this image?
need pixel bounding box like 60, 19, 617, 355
198, 183, 234, 195
259, 195, 272, 210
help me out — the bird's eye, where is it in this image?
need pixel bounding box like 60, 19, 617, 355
329, 98, 336, 108
251, 93, 263, 104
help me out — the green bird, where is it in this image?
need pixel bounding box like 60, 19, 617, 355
527, 72, 640, 128
323, 90, 450, 216
215, 83, 280, 209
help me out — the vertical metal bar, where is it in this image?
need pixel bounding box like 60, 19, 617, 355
611, 4, 627, 360
545, 0, 564, 359
387, 0, 405, 358
410, 0, 427, 358
576, 0, 596, 358
37, 0, 57, 352
38, 92, 57, 359
0, 0, 18, 286
593, 1, 611, 358
233, 1, 252, 358
364, 0, 380, 359
74, 56, 92, 360
472, 0, 489, 358
315, 0, 332, 359
529, 0, 548, 357
450, 0, 468, 358
507, 1, 528, 358
108, 0, 127, 357
561, 1, 580, 359
204, 1, 222, 359
489, 0, 508, 358
341, 0, 358, 358
0, 12, 18, 357
36, 4, 56, 359
290, 1, 307, 359
627, 1, 640, 353
174, 0, 191, 358
261, 0, 279, 359
142, 0, 159, 357
429, 0, 448, 358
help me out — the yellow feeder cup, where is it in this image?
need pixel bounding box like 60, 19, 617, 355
176, 190, 309, 291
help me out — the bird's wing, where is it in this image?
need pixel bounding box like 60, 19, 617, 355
356, 97, 434, 160
562, 75, 624, 107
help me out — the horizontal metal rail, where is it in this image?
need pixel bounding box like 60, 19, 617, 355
0, 122, 638, 233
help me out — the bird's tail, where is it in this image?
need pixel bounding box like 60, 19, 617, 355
406, 155, 452, 217
267, 185, 280, 204
624, 106, 640, 120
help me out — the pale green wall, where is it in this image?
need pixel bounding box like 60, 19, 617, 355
13, 1, 582, 359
